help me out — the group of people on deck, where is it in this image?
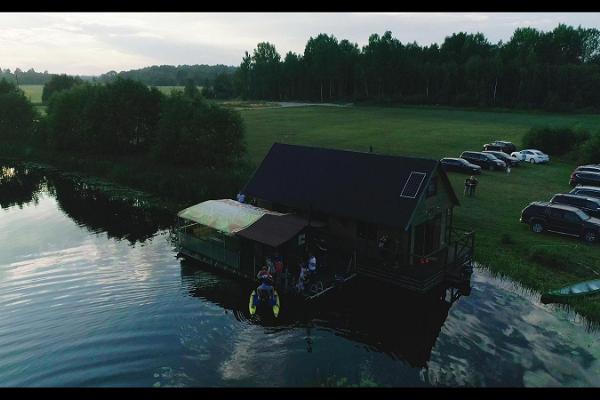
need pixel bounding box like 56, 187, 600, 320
255, 251, 318, 299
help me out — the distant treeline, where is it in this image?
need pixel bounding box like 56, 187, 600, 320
1, 64, 237, 91
98, 64, 237, 86
235, 24, 600, 112
0, 68, 94, 85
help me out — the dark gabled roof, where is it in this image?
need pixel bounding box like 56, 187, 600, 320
236, 214, 308, 248
243, 143, 458, 229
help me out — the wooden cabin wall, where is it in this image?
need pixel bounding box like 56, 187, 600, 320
410, 170, 454, 251
239, 239, 256, 279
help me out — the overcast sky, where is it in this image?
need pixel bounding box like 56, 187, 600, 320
2, 12, 600, 76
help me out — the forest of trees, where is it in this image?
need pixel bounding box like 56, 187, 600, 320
0, 79, 37, 142
98, 64, 237, 86
0, 68, 94, 85
0, 76, 248, 202
235, 24, 600, 112
1, 76, 247, 169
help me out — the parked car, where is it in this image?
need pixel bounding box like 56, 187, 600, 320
570, 171, 600, 187
575, 165, 600, 174
460, 151, 506, 171
482, 151, 520, 167
550, 194, 600, 218
440, 158, 482, 174
482, 140, 517, 153
570, 186, 600, 200
510, 149, 550, 164
520, 202, 600, 242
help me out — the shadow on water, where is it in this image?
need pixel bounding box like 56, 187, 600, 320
0, 162, 173, 245
180, 257, 458, 368
48, 175, 173, 244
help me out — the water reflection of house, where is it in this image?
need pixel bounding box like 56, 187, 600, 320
177, 143, 474, 296
180, 263, 458, 368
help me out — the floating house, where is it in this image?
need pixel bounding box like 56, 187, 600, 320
177, 143, 474, 296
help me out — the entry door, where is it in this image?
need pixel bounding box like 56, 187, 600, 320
414, 215, 442, 257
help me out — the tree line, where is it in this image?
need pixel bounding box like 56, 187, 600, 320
235, 24, 600, 112
98, 64, 237, 87
2, 73, 246, 171
0, 67, 95, 85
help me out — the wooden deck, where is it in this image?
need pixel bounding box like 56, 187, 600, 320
355, 228, 474, 293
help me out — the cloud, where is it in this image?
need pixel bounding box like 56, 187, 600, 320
0, 13, 599, 75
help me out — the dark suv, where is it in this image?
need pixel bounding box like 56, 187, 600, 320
483, 141, 517, 154
570, 171, 600, 187
440, 158, 482, 174
520, 202, 600, 242
460, 151, 506, 171
570, 186, 600, 200
550, 194, 600, 218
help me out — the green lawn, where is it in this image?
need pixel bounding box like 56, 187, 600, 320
19, 84, 44, 105
240, 105, 600, 320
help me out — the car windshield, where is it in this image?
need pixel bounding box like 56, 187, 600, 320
575, 209, 591, 220
484, 154, 499, 160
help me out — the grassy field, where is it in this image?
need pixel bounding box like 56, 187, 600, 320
20, 84, 43, 105
240, 105, 600, 321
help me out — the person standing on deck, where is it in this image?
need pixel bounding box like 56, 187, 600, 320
308, 252, 317, 274
266, 256, 276, 276
296, 262, 308, 293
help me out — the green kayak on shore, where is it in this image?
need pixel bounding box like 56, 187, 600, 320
541, 278, 600, 304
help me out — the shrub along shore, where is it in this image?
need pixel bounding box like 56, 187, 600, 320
1, 76, 251, 212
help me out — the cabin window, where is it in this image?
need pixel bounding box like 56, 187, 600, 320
426, 176, 437, 198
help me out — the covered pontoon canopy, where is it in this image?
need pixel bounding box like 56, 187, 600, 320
236, 214, 309, 248
177, 199, 282, 235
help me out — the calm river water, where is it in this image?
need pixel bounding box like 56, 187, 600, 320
1, 164, 600, 387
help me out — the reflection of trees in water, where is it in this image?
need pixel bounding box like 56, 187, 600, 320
0, 165, 45, 209
180, 259, 463, 367
48, 175, 172, 245
1, 163, 173, 245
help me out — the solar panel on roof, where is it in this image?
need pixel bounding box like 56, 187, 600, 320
400, 172, 427, 199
